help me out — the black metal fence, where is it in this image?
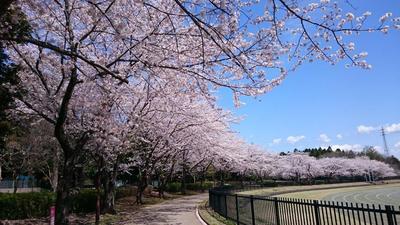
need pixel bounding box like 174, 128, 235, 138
209, 190, 400, 225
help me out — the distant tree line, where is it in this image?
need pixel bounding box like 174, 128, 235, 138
281, 146, 400, 172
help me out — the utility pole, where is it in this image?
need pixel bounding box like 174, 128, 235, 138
381, 127, 390, 156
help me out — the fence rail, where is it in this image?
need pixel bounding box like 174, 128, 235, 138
209, 190, 400, 225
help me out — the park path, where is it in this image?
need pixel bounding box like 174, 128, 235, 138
122, 193, 208, 225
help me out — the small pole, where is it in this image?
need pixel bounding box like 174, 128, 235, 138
274, 197, 280, 225
224, 194, 228, 218
209, 191, 212, 207
385, 205, 395, 225
250, 195, 256, 225
313, 200, 321, 225
235, 194, 240, 225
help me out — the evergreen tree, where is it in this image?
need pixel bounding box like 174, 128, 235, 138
0, 2, 30, 177
0, 47, 19, 150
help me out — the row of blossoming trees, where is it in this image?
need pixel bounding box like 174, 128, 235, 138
242, 150, 396, 182
1, 0, 399, 224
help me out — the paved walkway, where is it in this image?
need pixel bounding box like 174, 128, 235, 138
122, 193, 208, 225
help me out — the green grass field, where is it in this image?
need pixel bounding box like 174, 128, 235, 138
239, 181, 400, 197
276, 183, 400, 206
235, 181, 400, 225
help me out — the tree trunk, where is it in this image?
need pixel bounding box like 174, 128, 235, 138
158, 179, 165, 198
155, 174, 162, 198
219, 171, 224, 186
136, 182, 146, 204
55, 154, 76, 225
180, 166, 187, 195
12, 171, 17, 194
200, 175, 205, 193
52, 148, 59, 192
95, 169, 101, 225
101, 167, 117, 214
136, 171, 147, 205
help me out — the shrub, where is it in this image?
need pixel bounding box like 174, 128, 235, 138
116, 186, 137, 199
260, 180, 279, 187
70, 189, 97, 213
166, 182, 181, 193
166, 182, 213, 192
0, 192, 55, 220
186, 182, 213, 191
0, 189, 98, 219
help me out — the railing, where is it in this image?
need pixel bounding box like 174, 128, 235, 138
209, 190, 400, 225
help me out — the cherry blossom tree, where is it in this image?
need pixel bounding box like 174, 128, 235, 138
1, 1, 399, 224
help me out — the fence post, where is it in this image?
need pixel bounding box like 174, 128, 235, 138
385, 205, 395, 225
209, 191, 212, 207
274, 197, 280, 225
313, 200, 321, 225
224, 194, 228, 218
235, 194, 240, 225
250, 195, 255, 225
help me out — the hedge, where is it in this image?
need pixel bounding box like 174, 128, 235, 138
0, 192, 55, 220
166, 182, 213, 192
115, 186, 137, 199
0, 186, 138, 220
0, 190, 98, 220
70, 189, 97, 213
186, 182, 213, 191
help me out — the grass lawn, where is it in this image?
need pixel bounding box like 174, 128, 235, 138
239, 180, 400, 198
198, 200, 236, 225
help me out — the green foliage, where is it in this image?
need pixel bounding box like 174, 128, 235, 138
303, 147, 335, 158
0, 192, 55, 220
70, 189, 97, 213
0, 48, 20, 150
115, 186, 137, 199
0, 4, 31, 42
0, 187, 149, 220
260, 180, 279, 187
0, 189, 99, 219
0, 2, 30, 156
313, 180, 327, 185
362, 146, 385, 161
166, 182, 213, 192
166, 182, 181, 192
186, 182, 213, 191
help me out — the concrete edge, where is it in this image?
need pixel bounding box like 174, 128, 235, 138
196, 202, 209, 225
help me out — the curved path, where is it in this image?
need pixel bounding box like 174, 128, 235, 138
122, 193, 208, 225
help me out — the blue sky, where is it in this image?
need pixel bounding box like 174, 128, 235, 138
216, 0, 400, 158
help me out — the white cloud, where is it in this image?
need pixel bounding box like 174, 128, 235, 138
336, 134, 343, 139
385, 123, 400, 133
357, 125, 376, 134
319, 134, 331, 143
395, 141, 400, 149
374, 146, 384, 153
357, 123, 400, 134
330, 144, 363, 152
287, 135, 305, 144
272, 138, 282, 145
